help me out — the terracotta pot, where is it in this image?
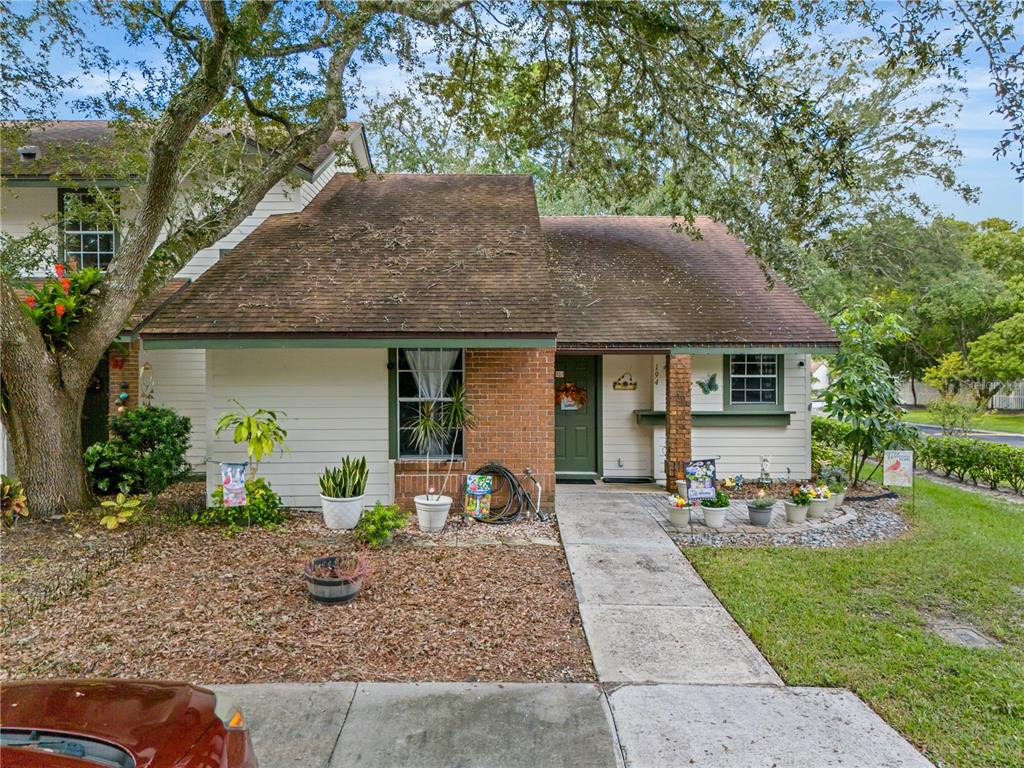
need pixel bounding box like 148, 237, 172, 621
415, 495, 452, 532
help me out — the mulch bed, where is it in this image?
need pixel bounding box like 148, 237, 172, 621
1, 512, 594, 685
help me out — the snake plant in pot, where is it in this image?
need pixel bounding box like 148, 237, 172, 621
318, 456, 369, 529
406, 383, 475, 532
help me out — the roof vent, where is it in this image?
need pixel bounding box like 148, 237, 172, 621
17, 145, 40, 161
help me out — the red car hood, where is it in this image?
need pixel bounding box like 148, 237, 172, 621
0, 679, 219, 768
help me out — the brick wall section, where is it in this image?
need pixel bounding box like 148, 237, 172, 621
394, 347, 555, 511
664, 353, 692, 491
108, 340, 140, 415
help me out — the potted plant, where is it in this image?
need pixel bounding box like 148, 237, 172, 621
700, 488, 730, 529
827, 481, 845, 510
304, 551, 371, 604
809, 484, 831, 519
407, 383, 475, 532
784, 485, 813, 523
668, 495, 695, 527
745, 490, 775, 527
319, 456, 369, 530
819, 465, 848, 508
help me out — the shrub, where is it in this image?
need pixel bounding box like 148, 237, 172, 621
921, 436, 1024, 493
99, 492, 143, 530
925, 396, 979, 435
84, 406, 191, 495
195, 477, 286, 533
354, 502, 408, 547
1, 475, 29, 526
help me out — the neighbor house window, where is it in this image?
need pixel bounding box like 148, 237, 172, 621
397, 348, 464, 459
60, 189, 117, 270
729, 354, 779, 405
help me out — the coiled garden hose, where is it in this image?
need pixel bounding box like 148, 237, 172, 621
467, 463, 542, 524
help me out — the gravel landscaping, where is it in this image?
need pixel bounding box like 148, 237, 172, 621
1, 509, 593, 685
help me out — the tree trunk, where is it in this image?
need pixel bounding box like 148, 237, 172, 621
2, 372, 93, 516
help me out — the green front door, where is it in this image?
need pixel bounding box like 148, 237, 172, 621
555, 355, 598, 476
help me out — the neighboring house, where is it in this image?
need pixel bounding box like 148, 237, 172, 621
1, 122, 839, 506
898, 379, 1024, 410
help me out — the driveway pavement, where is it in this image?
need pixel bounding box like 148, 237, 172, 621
907, 422, 1024, 447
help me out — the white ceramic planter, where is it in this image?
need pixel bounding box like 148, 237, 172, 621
702, 506, 727, 529
825, 495, 837, 513
675, 479, 687, 497
833, 490, 846, 508
415, 494, 453, 532
784, 501, 808, 524
320, 494, 365, 530
808, 498, 831, 519
668, 507, 691, 528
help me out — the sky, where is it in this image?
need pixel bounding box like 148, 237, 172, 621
19, 4, 1024, 225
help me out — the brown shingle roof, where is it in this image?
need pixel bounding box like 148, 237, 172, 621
543, 216, 837, 350
1, 120, 361, 179
142, 174, 555, 339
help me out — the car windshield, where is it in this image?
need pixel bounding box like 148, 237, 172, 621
0, 729, 135, 768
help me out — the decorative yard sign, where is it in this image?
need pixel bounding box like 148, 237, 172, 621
555, 382, 588, 411
685, 458, 717, 501
220, 462, 248, 507
883, 450, 914, 487
465, 474, 493, 519
884, 449, 915, 514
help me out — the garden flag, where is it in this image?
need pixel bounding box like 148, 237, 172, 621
883, 450, 914, 487
465, 474, 493, 519
685, 458, 718, 501
220, 462, 248, 507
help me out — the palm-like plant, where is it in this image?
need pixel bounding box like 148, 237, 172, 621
405, 383, 475, 501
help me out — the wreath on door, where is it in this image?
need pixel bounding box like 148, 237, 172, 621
555, 382, 588, 409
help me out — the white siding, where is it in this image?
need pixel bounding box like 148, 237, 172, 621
690, 354, 723, 410
138, 346, 207, 467
601, 355, 654, 477
205, 348, 390, 508
1, 186, 57, 246
690, 354, 812, 480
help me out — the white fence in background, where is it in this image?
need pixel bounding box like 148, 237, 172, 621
993, 383, 1024, 411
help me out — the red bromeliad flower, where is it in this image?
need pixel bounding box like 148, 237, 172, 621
60, 277, 71, 295
54, 263, 65, 277
55, 303, 66, 318
23, 296, 36, 308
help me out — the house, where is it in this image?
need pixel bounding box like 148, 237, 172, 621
1, 121, 838, 506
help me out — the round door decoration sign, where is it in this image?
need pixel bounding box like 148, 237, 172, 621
555, 382, 588, 411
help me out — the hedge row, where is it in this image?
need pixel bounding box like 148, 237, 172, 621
813, 415, 1024, 494
919, 436, 1024, 494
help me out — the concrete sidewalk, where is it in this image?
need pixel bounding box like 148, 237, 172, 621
557, 488, 781, 685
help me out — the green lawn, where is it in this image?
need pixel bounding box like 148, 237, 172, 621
901, 409, 1024, 434
686, 478, 1024, 768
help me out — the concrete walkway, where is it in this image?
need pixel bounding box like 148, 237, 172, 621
557, 487, 781, 685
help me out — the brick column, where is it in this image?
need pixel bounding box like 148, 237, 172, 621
664, 353, 692, 491
108, 340, 140, 415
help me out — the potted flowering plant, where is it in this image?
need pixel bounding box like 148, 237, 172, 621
809, 484, 832, 519
745, 489, 775, 527
700, 488, 730, 529
827, 481, 845, 511
784, 485, 814, 523
304, 551, 371, 604
819, 465, 848, 507
668, 495, 695, 527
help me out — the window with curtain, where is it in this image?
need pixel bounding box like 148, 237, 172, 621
60, 189, 117, 270
397, 348, 464, 458
729, 354, 779, 405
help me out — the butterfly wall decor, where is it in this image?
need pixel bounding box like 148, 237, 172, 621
696, 372, 718, 395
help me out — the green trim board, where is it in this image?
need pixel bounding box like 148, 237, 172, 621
4, 178, 128, 188
143, 336, 557, 350
633, 409, 792, 427
671, 345, 835, 355
387, 348, 398, 461
693, 411, 792, 427
722, 354, 785, 413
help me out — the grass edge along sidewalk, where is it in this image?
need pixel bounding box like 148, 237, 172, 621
685, 475, 1024, 768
